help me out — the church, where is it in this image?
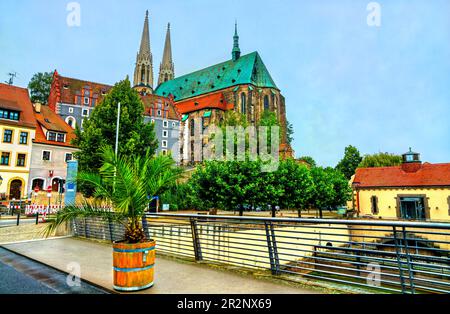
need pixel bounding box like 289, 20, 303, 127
47, 10, 291, 165
132, 11, 292, 164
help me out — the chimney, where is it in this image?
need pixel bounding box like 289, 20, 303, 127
34, 102, 41, 113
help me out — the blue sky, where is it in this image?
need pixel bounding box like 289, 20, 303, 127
1, 0, 449, 166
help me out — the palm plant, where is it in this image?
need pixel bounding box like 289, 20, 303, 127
46, 146, 181, 243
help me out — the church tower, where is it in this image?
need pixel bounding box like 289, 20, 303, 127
133, 10, 154, 94
232, 21, 241, 61
158, 23, 175, 86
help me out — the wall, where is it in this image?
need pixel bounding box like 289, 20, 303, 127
357, 187, 450, 222
0, 124, 35, 199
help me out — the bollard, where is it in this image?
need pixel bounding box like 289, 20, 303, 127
16, 212, 20, 226
35, 212, 39, 225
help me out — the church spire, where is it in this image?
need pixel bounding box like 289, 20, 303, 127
133, 10, 154, 94
232, 21, 241, 61
158, 23, 175, 86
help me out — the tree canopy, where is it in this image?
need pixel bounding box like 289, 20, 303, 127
73, 78, 158, 194
335, 145, 362, 180
28, 72, 53, 104
358, 152, 402, 168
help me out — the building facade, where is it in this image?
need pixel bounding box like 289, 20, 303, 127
28, 103, 78, 194
47, 70, 112, 131
351, 149, 450, 222
141, 94, 181, 162
0, 83, 37, 201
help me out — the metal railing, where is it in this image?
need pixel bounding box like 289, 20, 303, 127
72, 213, 450, 294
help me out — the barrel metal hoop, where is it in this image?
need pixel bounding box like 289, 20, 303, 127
113, 264, 154, 272
113, 282, 154, 291
113, 246, 155, 253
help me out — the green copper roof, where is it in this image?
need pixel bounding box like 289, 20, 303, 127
154, 52, 278, 101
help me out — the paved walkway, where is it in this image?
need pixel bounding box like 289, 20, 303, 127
2, 237, 321, 294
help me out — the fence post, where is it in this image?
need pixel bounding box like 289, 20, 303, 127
269, 222, 280, 275
402, 227, 416, 294
84, 218, 89, 238
35, 212, 39, 225
264, 221, 279, 275
190, 218, 203, 261
393, 226, 407, 294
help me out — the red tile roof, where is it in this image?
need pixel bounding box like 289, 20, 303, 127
48, 70, 112, 110
353, 163, 450, 188
174, 92, 234, 114
140, 94, 181, 120
33, 105, 77, 148
0, 83, 37, 129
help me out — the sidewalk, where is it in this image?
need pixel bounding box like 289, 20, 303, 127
2, 237, 323, 294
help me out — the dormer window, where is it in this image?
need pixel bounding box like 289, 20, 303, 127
47, 131, 65, 143
63, 84, 69, 89
0, 108, 20, 121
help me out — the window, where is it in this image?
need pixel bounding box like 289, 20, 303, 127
163, 120, 168, 128
3, 129, 13, 143
162, 130, 168, 138
172, 122, 176, 128
66, 117, 76, 129
264, 95, 270, 111
65, 153, 73, 163
16, 153, 26, 167
240, 92, 246, 114
0, 109, 20, 121
57, 133, 65, 143
19, 132, 28, 144
84, 97, 89, 105
82, 109, 89, 117
157, 110, 161, 116
151, 119, 155, 124
190, 119, 195, 137
0, 152, 10, 165
47, 132, 57, 141
371, 196, 379, 215
162, 140, 168, 148
398, 196, 427, 220
162, 149, 167, 155
42, 150, 51, 161
68, 107, 74, 113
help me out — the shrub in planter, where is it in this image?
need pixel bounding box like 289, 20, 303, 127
46, 146, 181, 291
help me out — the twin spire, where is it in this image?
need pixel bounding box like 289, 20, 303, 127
133, 11, 242, 94
133, 11, 174, 94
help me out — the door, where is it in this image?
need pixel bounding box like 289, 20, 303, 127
400, 197, 426, 220
9, 180, 22, 200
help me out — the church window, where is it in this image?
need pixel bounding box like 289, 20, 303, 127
141, 68, 145, 82
190, 119, 195, 137
264, 95, 270, 111
165, 74, 168, 82
240, 93, 246, 114
232, 79, 236, 83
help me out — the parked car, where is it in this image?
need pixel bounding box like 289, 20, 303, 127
0, 204, 9, 216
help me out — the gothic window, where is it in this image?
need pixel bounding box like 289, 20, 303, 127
190, 119, 195, 137
165, 74, 169, 82
141, 67, 146, 82
264, 95, 270, 111
240, 92, 246, 114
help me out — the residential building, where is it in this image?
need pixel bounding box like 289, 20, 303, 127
28, 103, 78, 194
351, 149, 450, 222
47, 70, 112, 130
0, 83, 37, 200
141, 94, 181, 162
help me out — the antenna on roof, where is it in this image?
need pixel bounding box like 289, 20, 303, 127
5, 72, 17, 85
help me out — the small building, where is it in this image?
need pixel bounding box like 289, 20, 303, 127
0, 83, 37, 200
28, 103, 78, 194
351, 149, 450, 221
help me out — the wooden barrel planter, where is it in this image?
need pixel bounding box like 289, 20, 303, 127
112, 240, 156, 292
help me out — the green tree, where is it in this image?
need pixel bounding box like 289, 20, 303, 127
359, 152, 402, 168
286, 120, 294, 145
73, 78, 158, 194
298, 156, 316, 167
335, 145, 362, 180
46, 146, 181, 243
28, 72, 53, 104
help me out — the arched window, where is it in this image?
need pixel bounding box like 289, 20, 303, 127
164, 74, 169, 82
32, 178, 44, 191
65, 117, 76, 129
141, 67, 146, 82
190, 119, 195, 137
240, 93, 246, 114
264, 95, 270, 111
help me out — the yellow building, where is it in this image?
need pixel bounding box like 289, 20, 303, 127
0, 83, 37, 201
350, 149, 450, 222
